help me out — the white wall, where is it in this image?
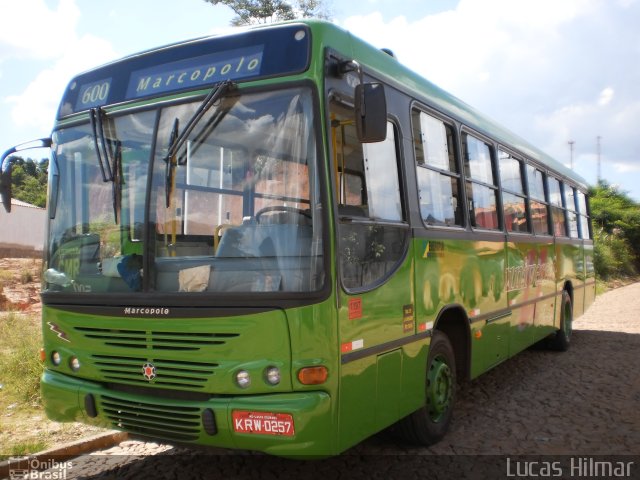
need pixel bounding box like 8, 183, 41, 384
0, 199, 46, 255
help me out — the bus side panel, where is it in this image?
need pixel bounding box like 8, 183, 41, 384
532, 241, 557, 342
337, 358, 377, 452
506, 238, 557, 351
583, 242, 596, 311
505, 240, 536, 356
414, 237, 508, 379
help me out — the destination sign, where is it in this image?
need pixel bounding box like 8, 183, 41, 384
126, 45, 263, 100
58, 24, 310, 117
75, 78, 112, 111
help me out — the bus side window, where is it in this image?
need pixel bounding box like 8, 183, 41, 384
564, 185, 580, 239
463, 133, 500, 230
498, 150, 529, 233
548, 176, 567, 237
412, 109, 463, 227
577, 191, 591, 239
526, 165, 550, 235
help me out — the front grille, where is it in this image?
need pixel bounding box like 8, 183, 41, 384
100, 395, 201, 442
93, 355, 217, 390
74, 327, 239, 351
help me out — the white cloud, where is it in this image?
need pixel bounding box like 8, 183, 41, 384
598, 87, 615, 107
0, 0, 80, 61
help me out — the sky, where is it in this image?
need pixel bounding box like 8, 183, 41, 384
0, 0, 639, 199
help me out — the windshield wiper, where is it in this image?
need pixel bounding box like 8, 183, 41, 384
112, 140, 122, 224
89, 107, 113, 182
90, 107, 121, 223
165, 80, 236, 207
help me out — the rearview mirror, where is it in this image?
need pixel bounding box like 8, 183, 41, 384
0, 138, 52, 213
0, 165, 12, 213
355, 83, 387, 143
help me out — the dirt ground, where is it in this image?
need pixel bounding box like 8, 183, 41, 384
0, 258, 42, 314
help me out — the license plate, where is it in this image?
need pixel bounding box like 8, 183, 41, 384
232, 410, 295, 436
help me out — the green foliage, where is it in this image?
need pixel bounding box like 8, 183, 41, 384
204, 0, 331, 26
589, 180, 640, 279
8, 156, 48, 208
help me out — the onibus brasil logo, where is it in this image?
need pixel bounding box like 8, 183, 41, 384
8, 457, 73, 479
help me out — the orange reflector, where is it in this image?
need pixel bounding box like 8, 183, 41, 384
298, 366, 328, 385
474, 330, 483, 339
39, 348, 46, 362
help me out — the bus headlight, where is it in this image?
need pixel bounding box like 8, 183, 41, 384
264, 366, 280, 385
235, 370, 251, 389
70, 356, 81, 372
51, 351, 61, 366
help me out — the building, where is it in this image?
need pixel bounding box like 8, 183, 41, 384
0, 198, 46, 257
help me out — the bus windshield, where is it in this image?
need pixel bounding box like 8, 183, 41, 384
45, 86, 324, 297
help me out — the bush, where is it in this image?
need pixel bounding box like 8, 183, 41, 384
593, 229, 637, 280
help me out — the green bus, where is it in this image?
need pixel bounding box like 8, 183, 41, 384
0, 20, 595, 457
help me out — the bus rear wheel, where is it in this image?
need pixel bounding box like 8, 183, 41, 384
396, 330, 456, 445
547, 290, 573, 351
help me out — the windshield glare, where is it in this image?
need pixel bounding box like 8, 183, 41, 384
45, 87, 324, 296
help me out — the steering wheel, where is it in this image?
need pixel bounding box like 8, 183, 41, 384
255, 205, 311, 223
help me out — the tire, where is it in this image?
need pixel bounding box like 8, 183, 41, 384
396, 330, 457, 445
547, 290, 573, 351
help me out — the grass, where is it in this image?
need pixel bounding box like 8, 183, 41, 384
0, 311, 105, 457
0, 270, 13, 286
0, 312, 43, 405
9, 440, 48, 457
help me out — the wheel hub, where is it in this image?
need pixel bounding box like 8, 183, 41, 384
427, 355, 452, 422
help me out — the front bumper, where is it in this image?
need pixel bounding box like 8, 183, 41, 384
41, 369, 335, 457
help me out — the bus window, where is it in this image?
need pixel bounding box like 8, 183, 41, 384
564, 185, 579, 239
526, 165, 550, 235
463, 133, 499, 230
499, 150, 529, 233
548, 177, 567, 236
577, 191, 591, 239
412, 109, 462, 227
331, 100, 407, 290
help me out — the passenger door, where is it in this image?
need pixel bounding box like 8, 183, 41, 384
329, 98, 414, 448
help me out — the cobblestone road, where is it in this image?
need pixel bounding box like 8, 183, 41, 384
33, 284, 640, 479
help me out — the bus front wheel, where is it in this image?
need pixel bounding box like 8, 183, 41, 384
397, 330, 456, 445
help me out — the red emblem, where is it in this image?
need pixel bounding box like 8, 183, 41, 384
142, 362, 156, 381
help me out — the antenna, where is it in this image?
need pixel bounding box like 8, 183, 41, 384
597, 136, 602, 183
568, 140, 575, 169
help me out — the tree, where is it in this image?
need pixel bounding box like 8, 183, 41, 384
204, 0, 331, 26
7, 156, 48, 208
589, 180, 640, 279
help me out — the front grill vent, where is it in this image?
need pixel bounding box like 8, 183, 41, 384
100, 395, 201, 442
74, 327, 239, 351
93, 355, 217, 390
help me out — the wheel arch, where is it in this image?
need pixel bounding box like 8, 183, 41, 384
433, 304, 471, 382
